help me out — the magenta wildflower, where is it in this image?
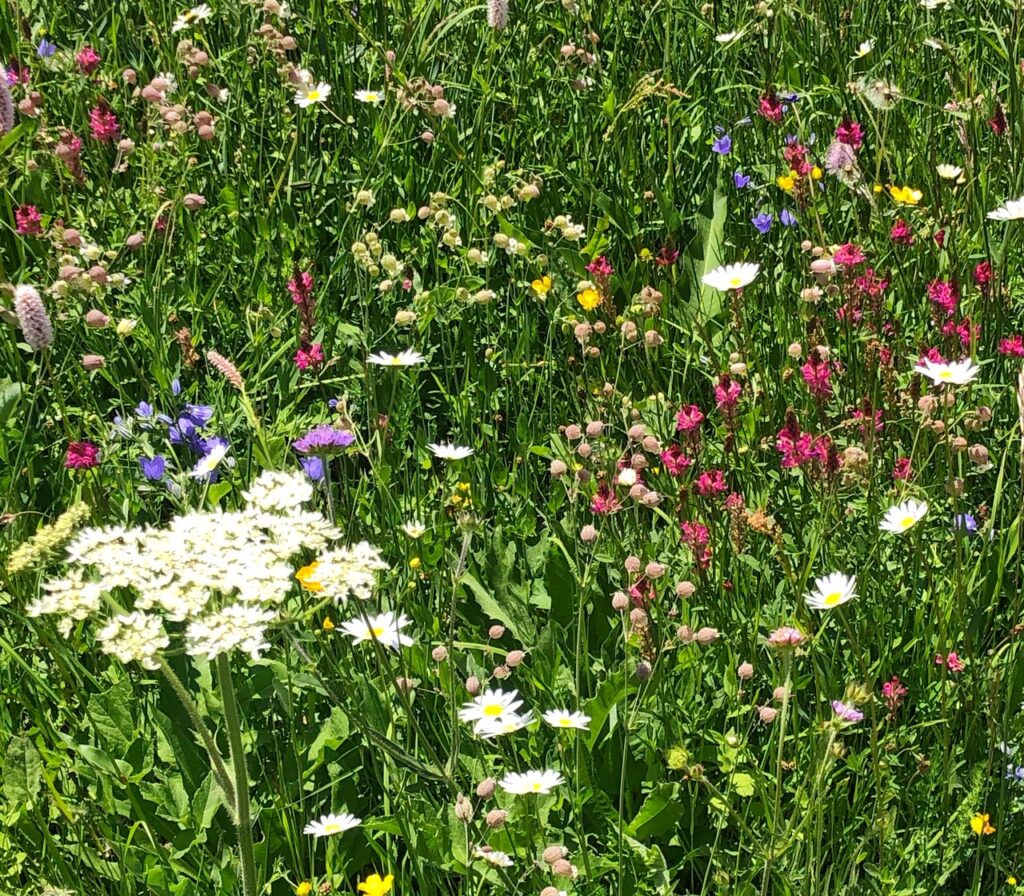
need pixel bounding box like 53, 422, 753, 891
892, 456, 912, 481
76, 46, 102, 74
800, 355, 833, 400
660, 444, 692, 476
294, 343, 324, 371
694, 468, 727, 497
835, 118, 864, 149
590, 484, 621, 515
675, 404, 705, 433
586, 255, 614, 278
999, 335, 1024, 357
833, 243, 866, 266
928, 280, 958, 318
65, 441, 100, 470
882, 676, 907, 718
88, 104, 120, 141
293, 424, 355, 456
890, 219, 914, 245
15, 204, 42, 236
831, 700, 864, 723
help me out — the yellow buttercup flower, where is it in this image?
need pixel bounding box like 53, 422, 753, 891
295, 883, 313, 896
577, 287, 600, 310
322, 617, 335, 631
531, 275, 552, 296
970, 812, 995, 835
639, 248, 653, 261
358, 873, 394, 896
296, 561, 323, 592
889, 185, 922, 205
409, 557, 421, 570
811, 166, 822, 179
776, 174, 795, 192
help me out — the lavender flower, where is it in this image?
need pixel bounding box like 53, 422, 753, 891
140, 456, 167, 481
752, 212, 773, 234
711, 133, 732, 155
779, 208, 797, 227
831, 700, 864, 723
37, 39, 57, 58
294, 425, 356, 457
733, 171, 750, 188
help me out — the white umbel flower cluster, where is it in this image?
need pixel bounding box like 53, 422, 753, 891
29, 471, 389, 667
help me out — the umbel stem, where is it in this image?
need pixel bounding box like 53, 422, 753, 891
217, 653, 259, 896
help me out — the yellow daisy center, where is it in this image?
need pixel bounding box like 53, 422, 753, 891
729, 277, 743, 287
823, 591, 843, 607
532, 782, 542, 791
371, 626, 386, 637
483, 704, 504, 717
900, 516, 916, 529
307, 90, 322, 101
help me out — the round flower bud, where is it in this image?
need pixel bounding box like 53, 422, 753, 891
564, 424, 582, 440
580, 524, 597, 543
695, 626, 719, 644
84, 309, 110, 328
644, 561, 665, 579
506, 650, 525, 667
550, 459, 568, 477
772, 685, 789, 702
627, 424, 646, 441
624, 555, 641, 573
488, 624, 505, 639
492, 664, 510, 679
541, 889, 561, 896
183, 193, 206, 211
634, 660, 652, 682
81, 354, 105, 370
542, 846, 568, 864
787, 342, 802, 359
611, 591, 629, 611
676, 581, 695, 598
552, 859, 574, 877
677, 624, 695, 644
125, 231, 146, 250
585, 420, 604, 437
454, 793, 473, 822
431, 646, 448, 662
465, 676, 480, 695
485, 809, 507, 827
737, 662, 754, 680
758, 705, 778, 723
968, 444, 989, 467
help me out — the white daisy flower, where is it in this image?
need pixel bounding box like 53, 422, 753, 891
355, 89, 384, 105
294, 82, 331, 108
339, 611, 414, 650
987, 196, 1024, 221
473, 846, 514, 867
401, 520, 426, 539
458, 688, 523, 724
879, 499, 928, 535
428, 442, 474, 460
498, 769, 565, 795
190, 442, 229, 479
367, 349, 424, 367
702, 262, 760, 291
302, 812, 361, 837
936, 164, 963, 180
542, 709, 591, 730
172, 3, 212, 32
475, 710, 535, 738
853, 40, 873, 58
804, 572, 857, 611
914, 358, 980, 386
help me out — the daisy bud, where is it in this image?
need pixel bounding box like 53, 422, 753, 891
465, 675, 480, 695
695, 626, 719, 644
485, 809, 507, 827
611, 591, 629, 611
968, 444, 989, 466
454, 793, 473, 822
476, 777, 496, 799
84, 309, 110, 328
543, 846, 568, 864
676, 581, 695, 598
431, 646, 448, 662
81, 354, 105, 370
580, 524, 598, 543
488, 624, 505, 639
737, 662, 754, 680
758, 705, 778, 723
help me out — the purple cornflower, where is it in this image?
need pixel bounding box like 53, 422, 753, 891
779, 208, 797, 227
711, 133, 732, 155
752, 212, 773, 234
733, 171, 750, 188
293, 425, 355, 456
140, 455, 167, 481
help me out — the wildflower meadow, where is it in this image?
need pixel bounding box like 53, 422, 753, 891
3, 0, 1024, 893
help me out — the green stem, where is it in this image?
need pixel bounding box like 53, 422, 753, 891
158, 658, 237, 815
217, 653, 258, 896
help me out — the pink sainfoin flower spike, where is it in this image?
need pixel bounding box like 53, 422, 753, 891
767, 626, 805, 649
757, 91, 784, 124
89, 104, 120, 141
694, 469, 727, 497
65, 441, 100, 470
680, 520, 712, 570
935, 651, 965, 673
714, 375, 741, 411
590, 484, 620, 515
76, 46, 102, 74
882, 676, 907, 718
800, 353, 832, 400
890, 219, 914, 245
892, 457, 912, 481
998, 335, 1024, 357
660, 444, 691, 476
974, 261, 992, 294
928, 279, 958, 318
294, 343, 324, 371
835, 118, 864, 149
15, 204, 42, 236
833, 243, 865, 267
675, 404, 704, 433
586, 255, 614, 278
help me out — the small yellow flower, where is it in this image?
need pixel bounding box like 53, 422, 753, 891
358, 873, 394, 896
810, 166, 822, 179
970, 812, 996, 835
577, 287, 600, 311
889, 185, 922, 205
409, 557, 421, 570
531, 275, 552, 296
776, 174, 795, 192
322, 617, 335, 631
1008, 877, 1017, 886
457, 481, 470, 492
872, 183, 883, 193
639, 248, 653, 261
295, 883, 313, 896
450, 494, 463, 505
296, 562, 323, 592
